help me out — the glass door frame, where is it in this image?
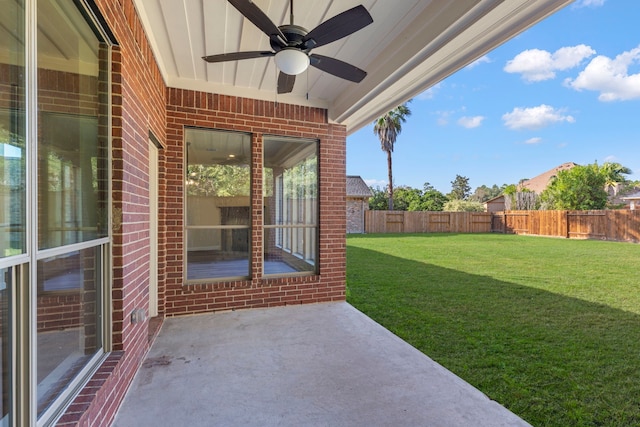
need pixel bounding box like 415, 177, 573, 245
2, 1, 116, 425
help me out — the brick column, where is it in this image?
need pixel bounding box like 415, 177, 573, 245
251, 133, 263, 283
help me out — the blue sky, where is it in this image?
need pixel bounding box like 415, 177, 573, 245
346, 0, 640, 193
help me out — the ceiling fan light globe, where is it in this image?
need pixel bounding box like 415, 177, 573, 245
275, 48, 309, 75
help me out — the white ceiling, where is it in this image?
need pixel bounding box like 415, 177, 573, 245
133, 0, 573, 133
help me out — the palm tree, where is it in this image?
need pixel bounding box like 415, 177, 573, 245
373, 102, 411, 210
599, 161, 632, 196
599, 162, 632, 185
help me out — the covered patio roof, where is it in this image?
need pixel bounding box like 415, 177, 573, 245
133, 0, 573, 133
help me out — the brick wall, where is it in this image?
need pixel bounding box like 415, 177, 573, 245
165, 90, 347, 316
347, 197, 368, 233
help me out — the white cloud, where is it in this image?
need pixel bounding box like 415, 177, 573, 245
572, 0, 605, 8
502, 104, 575, 130
565, 46, 640, 101
603, 155, 618, 162
417, 83, 442, 100
466, 55, 491, 69
435, 110, 453, 126
524, 137, 542, 144
504, 45, 595, 82
364, 179, 386, 189
457, 116, 485, 128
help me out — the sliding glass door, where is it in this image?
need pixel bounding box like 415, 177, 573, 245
0, 0, 112, 424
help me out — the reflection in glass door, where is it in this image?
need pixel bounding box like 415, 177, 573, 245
263, 136, 318, 276
0, 0, 26, 423
185, 128, 251, 282
35, 0, 110, 422
1, 0, 113, 424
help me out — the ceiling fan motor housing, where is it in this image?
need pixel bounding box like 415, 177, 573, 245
271, 24, 309, 51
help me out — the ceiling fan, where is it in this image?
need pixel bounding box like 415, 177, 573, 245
203, 0, 373, 94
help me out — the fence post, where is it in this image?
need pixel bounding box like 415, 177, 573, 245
503, 211, 507, 234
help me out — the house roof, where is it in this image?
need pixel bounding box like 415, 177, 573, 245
518, 162, 577, 194
622, 191, 640, 200
484, 194, 505, 204
347, 175, 373, 198
133, 0, 573, 133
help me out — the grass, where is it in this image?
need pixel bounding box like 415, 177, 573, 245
346, 233, 640, 426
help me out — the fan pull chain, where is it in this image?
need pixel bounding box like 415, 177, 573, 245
274, 63, 279, 108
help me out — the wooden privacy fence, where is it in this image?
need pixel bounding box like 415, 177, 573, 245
365, 210, 640, 243
492, 210, 640, 243
365, 211, 492, 234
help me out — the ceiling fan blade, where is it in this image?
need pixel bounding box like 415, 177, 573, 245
302, 5, 373, 50
203, 51, 274, 63
309, 54, 367, 83
228, 0, 287, 46
277, 72, 296, 94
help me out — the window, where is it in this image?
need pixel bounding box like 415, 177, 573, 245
0, 0, 112, 424
185, 128, 251, 281
264, 136, 318, 275
35, 0, 110, 421
0, 0, 26, 261
36, 247, 104, 415
0, 0, 25, 424
38, 114, 107, 250
0, 110, 25, 259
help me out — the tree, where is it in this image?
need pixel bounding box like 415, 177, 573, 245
448, 175, 471, 200
600, 161, 632, 186
443, 199, 485, 212
186, 164, 250, 197
540, 162, 633, 210
502, 184, 517, 196
599, 161, 633, 199
393, 186, 422, 211
368, 186, 388, 210
373, 102, 412, 210
398, 183, 448, 211
369, 183, 448, 211
414, 183, 448, 211
469, 184, 503, 203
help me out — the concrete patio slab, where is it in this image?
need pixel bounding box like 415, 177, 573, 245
112, 302, 530, 427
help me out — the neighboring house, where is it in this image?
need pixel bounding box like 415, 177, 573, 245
519, 162, 636, 207
484, 195, 506, 213
518, 162, 577, 193
608, 183, 640, 207
346, 176, 373, 233
622, 191, 640, 210
0, 0, 574, 426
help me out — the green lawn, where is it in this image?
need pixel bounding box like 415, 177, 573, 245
346, 233, 640, 427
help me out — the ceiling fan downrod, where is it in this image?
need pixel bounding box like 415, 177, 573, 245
289, 0, 294, 26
